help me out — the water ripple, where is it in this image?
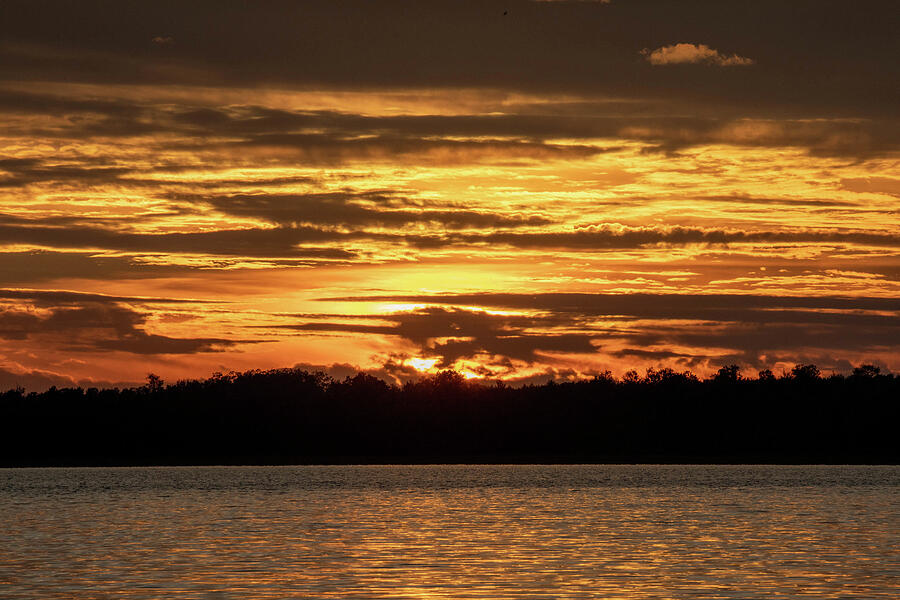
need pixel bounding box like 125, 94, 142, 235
1, 465, 897, 599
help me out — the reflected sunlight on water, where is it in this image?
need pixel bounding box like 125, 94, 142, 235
1, 465, 898, 599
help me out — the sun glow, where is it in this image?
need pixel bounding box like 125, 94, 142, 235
379, 303, 427, 313
406, 357, 439, 372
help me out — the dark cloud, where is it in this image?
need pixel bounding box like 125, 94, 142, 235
205, 192, 551, 229
4, 100, 620, 157
321, 291, 900, 316
299, 293, 900, 369
840, 177, 900, 197
279, 306, 598, 367
0, 224, 358, 259
0, 287, 214, 305
0, 212, 159, 231
1, 1, 896, 118
629, 322, 900, 357
168, 106, 676, 140
277, 322, 397, 336
0, 366, 79, 391
203, 109, 900, 157
0, 157, 133, 187
26, 216, 900, 263
611, 348, 700, 360
500, 366, 600, 387
436, 225, 900, 250
1, 0, 896, 160
0, 155, 323, 192
226, 132, 606, 163
0, 302, 244, 354
8, 95, 897, 157
318, 291, 900, 350
90, 333, 239, 354
293, 356, 452, 387
430, 334, 596, 366
162, 110, 898, 159
0, 89, 143, 117
0, 251, 199, 284
26, 220, 880, 260
291, 362, 363, 381
0, 304, 140, 340
619, 322, 900, 372
0, 365, 148, 392
0, 248, 356, 282
700, 194, 860, 208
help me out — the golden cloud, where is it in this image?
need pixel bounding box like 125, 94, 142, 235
641, 43, 755, 67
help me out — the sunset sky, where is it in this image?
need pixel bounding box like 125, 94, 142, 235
1, 0, 898, 389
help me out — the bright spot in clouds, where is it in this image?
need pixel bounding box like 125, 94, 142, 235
407, 357, 439, 372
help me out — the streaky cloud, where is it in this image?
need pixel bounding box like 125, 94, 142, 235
0, 288, 216, 305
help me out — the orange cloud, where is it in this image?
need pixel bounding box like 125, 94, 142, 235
641, 43, 755, 67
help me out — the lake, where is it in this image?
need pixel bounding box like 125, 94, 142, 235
1, 465, 897, 599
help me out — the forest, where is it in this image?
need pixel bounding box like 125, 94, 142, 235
1, 364, 897, 466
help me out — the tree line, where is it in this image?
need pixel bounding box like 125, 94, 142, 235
1, 364, 896, 466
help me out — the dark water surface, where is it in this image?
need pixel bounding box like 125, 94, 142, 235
1, 465, 897, 599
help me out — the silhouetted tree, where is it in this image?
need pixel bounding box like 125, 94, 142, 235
145, 373, 164, 393
852, 364, 881, 378
622, 370, 641, 383
758, 369, 775, 382
591, 371, 615, 385
714, 364, 742, 382
0, 363, 896, 466
789, 364, 821, 381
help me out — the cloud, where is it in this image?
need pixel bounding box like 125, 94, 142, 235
701, 194, 859, 208
0, 89, 143, 118
0, 251, 195, 284
439, 224, 900, 251
641, 43, 755, 67
137, 105, 898, 157
205, 192, 552, 229
0, 302, 244, 354
277, 306, 598, 368
303, 293, 900, 373
1, 1, 898, 383
631, 322, 900, 359
0, 364, 141, 392
321, 291, 900, 317
1, 2, 895, 119
291, 362, 363, 381
3, 218, 898, 273
4, 91, 897, 158
0, 288, 213, 305
840, 177, 900, 197
227, 133, 606, 165
0, 365, 79, 391
289, 359, 472, 388
0, 224, 359, 260
0, 157, 134, 187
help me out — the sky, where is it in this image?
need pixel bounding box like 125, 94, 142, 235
1, 0, 898, 389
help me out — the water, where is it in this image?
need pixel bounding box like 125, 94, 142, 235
1, 465, 897, 599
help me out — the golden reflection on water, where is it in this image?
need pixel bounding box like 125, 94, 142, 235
1, 466, 897, 599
